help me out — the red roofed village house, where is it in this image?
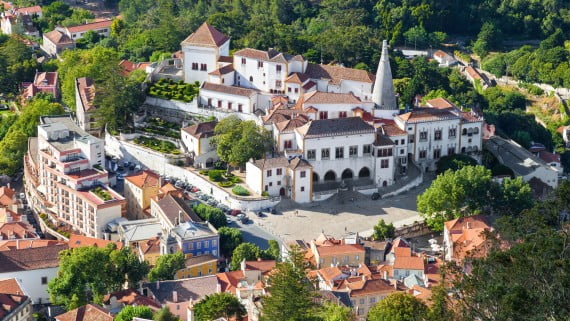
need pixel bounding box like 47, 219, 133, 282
444, 215, 493, 264
0, 278, 32, 321
41, 30, 75, 57
22, 72, 59, 100
55, 304, 113, 321
180, 121, 219, 168
75, 77, 101, 137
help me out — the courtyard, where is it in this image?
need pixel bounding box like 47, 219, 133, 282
250, 175, 434, 244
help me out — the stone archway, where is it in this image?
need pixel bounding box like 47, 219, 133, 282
324, 170, 336, 181
358, 167, 371, 178
341, 169, 353, 180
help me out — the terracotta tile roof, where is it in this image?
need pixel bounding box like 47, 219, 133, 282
55, 304, 112, 321
65, 19, 112, 33
397, 108, 460, 123
376, 264, 393, 278
262, 107, 309, 125
76, 77, 96, 112
44, 30, 73, 45
296, 117, 374, 138
217, 271, 244, 295
444, 215, 490, 232
159, 183, 180, 195
250, 157, 289, 170
208, 64, 234, 76
317, 266, 343, 283
301, 91, 361, 105
465, 66, 483, 80
394, 247, 412, 257
304, 106, 318, 113
233, 48, 294, 63
218, 56, 233, 63
103, 289, 161, 309
69, 234, 122, 249
305, 63, 374, 85
302, 81, 316, 90
0, 279, 25, 296
274, 117, 308, 133
373, 134, 394, 146
244, 260, 276, 273
181, 121, 217, 139
410, 285, 432, 304
14, 5, 42, 15
377, 120, 407, 136
461, 111, 483, 122
288, 157, 311, 170
539, 151, 561, 163
0, 293, 29, 320
181, 22, 229, 47
201, 82, 257, 97
0, 243, 67, 272
362, 240, 389, 251
156, 194, 202, 225
433, 50, 447, 59
126, 170, 160, 189
393, 256, 424, 271
138, 236, 160, 255
346, 278, 398, 297
425, 97, 456, 109
0, 222, 38, 240
285, 72, 309, 84
0, 240, 66, 251
144, 276, 218, 303
0, 187, 15, 207
34, 72, 57, 87
118, 60, 149, 76
316, 244, 365, 256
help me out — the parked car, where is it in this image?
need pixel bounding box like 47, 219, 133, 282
123, 161, 130, 167
230, 209, 241, 216
191, 187, 200, 193
116, 174, 125, 181
19, 193, 25, 199
256, 211, 264, 217
266, 207, 277, 214
129, 164, 136, 171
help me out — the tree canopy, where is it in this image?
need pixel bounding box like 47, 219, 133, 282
229, 243, 261, 271
148, 252, 186, 281
115, 306, 154, 321
193, 293, 246, 321
372, 219, 395, 241
367, 292, 428, 321
48, 244, 149, 309
217, 227, 243, 258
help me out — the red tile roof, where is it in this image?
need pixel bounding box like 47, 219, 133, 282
103, 289, 161, 310
55, 304, 113, 321
0, 222, 38, 240
0, 243, 68, 273
393, 256, 424, 271
118, 60, 150, 76
208, 64, 234, 76
539, 151, 561, 164
69, 234, 122, 249
244, 260, 276, 274
14, 5, 42, 15
0, 293, 28, 320
300, 91, 361, 105
181, 22, 229, 47
0, 279, 25, 296
44, 30, 73, 45
0, 239, 66, 251
201, 82, 257, 97
181, 121, 217, 139
305, 63, 374, 84
425, 97, 456, 109
76, 77, 96, 112
65, 19, 112, 33
126, 170, 160, 189
0, 187, 15, 207
138, 236, 160, 255
34, 72, 57, 87
316, 244, 365, 256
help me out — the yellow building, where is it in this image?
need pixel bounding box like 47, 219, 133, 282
309, 234, 366, 269
138, 236, 161, 266
175, 254, 218, 279
124, 170, 160, 220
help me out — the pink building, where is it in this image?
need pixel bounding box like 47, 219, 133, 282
22, 72, 59, 100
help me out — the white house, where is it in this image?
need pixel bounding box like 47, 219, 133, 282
433, 50, 457, 67
294, 91, 375, 120
75, 77, 100, 137
56, 19, 112, 41
181, 22, 230, 84
0, 243, 68, 304
181, 121, 218, 168
199, 82, 259, 114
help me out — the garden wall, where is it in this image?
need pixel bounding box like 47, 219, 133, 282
145, 97, 260, 122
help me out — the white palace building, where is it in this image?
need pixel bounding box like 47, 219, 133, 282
175, 23, 484, 203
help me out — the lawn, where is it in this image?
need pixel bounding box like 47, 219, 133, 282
133, 135, 180, 154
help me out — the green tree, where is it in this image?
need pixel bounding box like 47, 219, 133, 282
473, 22, 503, 58
435, 154, 478, 174
210, 116, 273, 171
492, 177, 533, 216
148, 252, 185, 281
417, 166, 492, 231
48, 244, 147, 309
261, 246, 317, 321
193, 203, 227, 228
109, 246, 150, 288
76, 30, 100, 49
217, 227, 243, 258
372, 219, 395, 241
229, 243, 261, 270
115, 306, 154, 321
262, 239, 280, 260
367, 292, 428, 321
193, 293, 246, 321
153, 307, 179, 321
318, 302, 353, 321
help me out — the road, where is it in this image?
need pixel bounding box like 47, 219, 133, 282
230, 216, 278, 250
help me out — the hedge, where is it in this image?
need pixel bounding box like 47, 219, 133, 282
232, 185, 250, 196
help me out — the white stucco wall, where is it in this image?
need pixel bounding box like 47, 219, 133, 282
0, 267, 58, 304
183, 45, 219, 84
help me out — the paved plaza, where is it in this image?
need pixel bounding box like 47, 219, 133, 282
250, 176, 433, 244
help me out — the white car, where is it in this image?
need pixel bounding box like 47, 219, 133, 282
19, 192, 25, 199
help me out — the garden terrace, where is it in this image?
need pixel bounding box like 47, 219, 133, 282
147, 78, 199, 102
133, 135, 180, 155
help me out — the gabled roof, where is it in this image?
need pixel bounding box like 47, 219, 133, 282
305, 63, 374, 85
373, 134, 394, 146
181, 121, 217, 139
208, 64, 234, 76
0, 243, 68, 273
201, 82, 257, 97
118, 60, 150, 76
76, 77, 96, 112
34, 72, 57, 87
156, 194, 202, 225
444, 215, 490, 232
274, 117, 308, 133
144, 276, 218, 303
126, 170, 160, 189
393, 256, 424, 271
244, 260, 276, 274
233, 48, 297, 63
181, 22, 229, 47
0, 222, 38, 240
0, 293, 29, 320
296, 117, 374, 138
44, 30, 73, 45
0, 187, 15, 206
64, 19, 112, 33
316, 244, 365, 257
300, 91, 361, 105
285, 72, 309, 84
103, 289, 161, 309
425, 97, 456, 109
250, 157, 311, 171
138, 236, 160, 255
397, 108, 461, 123
0, 239, 66, 251
0, 278, 25, 296
55, 304, 113, 321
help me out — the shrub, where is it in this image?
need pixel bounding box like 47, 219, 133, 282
261, 191, 269, 197
230, 176, 241, 184
218, 181, 234, 188
232, 185, 250, 196
199, 169, 209, 175
208, 170, 224, 182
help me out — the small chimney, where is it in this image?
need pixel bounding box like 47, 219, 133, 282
361, 275, 366, 282
172, 290, 178, 302
156, 280, 160, 290
383, 271, 388, 280
393, 280, 397, 289
216, 283, 221, 293
466, 221, 471, 229
240, 259, 246, 272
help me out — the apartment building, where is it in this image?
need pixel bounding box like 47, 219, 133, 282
24, 115, 125, 238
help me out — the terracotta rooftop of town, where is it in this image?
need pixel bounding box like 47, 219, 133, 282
376, 119, 407, 136
69, 234, 122, 249
397, 108, 460, 123
296, 117, 374, 138
244, 259, 276, 274
65, 19, 112, 33
433, 50, 449, 59
465, 66, 483, 80
233, 48, 302, 64
184, 254, 217, 267
13, 5, 42, 15
34, 71, 57, 87
305, 63, 374, 85
0, 243, 67, 272
316, 244, 365, 256
0, 239, 66, 251
425, 97, 456, 109
44, 30, 73, 44
0, 279, 25, 296
55, 304, 113, 321
126, 170, 160, 189
285, 72, 310, 84
181, 22, 229, 47
393, 256, 424, 271
156, 193, 202, 225
300, 91, 361, 105
76, 77, 96, 112
103, 289, 161, 310
118, 60, 150, 76
208, 64, 234, 76
0, 222, 38, 240
0, 293, 28, 320
181, 121, 217, 139
274, 117, 308, 133
201, 82, 257, 97
444, 215, 490, 232
138, 236, 160, 255
144, 275, 219, 303
0, 187, 15, 206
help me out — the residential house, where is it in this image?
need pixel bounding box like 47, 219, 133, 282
309, 234, 365, 269
23, 115, 125, 238
75, 77, 101, 137
175, 254, 218, 279
55, 304, 113, 321
103, 289, 161, 314
362, 240, 390, 265
443, 215, 492, 263
529, 143, 564, 177
68, 234, 122, 249
0, 187, 18, 213
180, 121, 218, 168
124, 170, 161, 220
0, 243, 68, 304
56, 19, 112, 41
40, 30, 75, 57
0, 278, 32, 321
0, 222, 38, 240
22, 72, 59, 100
142, 276, 219, 321
162, 221, 219, 258
119, 60, 151, 76
392, 247, 425, 280
137, 236, 161, 266
432, 50, 457, 67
